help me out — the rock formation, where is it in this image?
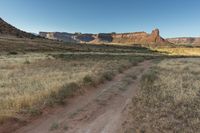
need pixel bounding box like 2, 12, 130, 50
167, 37, 200, 45
39, 28, 169, 47
110, 29, 166, 45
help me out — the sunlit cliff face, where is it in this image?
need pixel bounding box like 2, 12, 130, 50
39, 28, 167, 45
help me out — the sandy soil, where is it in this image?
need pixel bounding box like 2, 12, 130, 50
8, 60, 152, 133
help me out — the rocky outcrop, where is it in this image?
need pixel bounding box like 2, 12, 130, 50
39, 32, 79, 42
167, 37, 200, 45
0, 18, 37, 38
39, 29, 169, 47
111, 29, 166, 45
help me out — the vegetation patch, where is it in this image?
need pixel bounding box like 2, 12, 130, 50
50, 122, 59, 131
131, 58, 200, 132
0, 53, 150, 123
83, 75, 94, 86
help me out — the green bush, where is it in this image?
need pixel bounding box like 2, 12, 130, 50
52, 82, 80, 104
8, 51, 18, 55
24, 60, 31, 64
83, 75, 94, 85
100, 71, 115, 82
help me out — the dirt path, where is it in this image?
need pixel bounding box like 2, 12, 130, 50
13, 60, 153, 133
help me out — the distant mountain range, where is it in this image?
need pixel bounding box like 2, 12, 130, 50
0, 17, 200, 47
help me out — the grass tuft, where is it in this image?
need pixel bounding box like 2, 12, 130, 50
50, 122, 59, 131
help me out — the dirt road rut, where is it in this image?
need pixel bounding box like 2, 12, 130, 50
14, 60, 152, 133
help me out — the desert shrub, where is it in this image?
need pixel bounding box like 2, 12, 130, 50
24, 60, 31, 64
50, 122, 59, 131
83, 75, 94, 85
27, 107, 42, 116
140, 69, 158, 87
60, 82, 79, 97
131, 61, 138, 66
118, 65, 128, 73
126, 74, 137, 80
8, 51, 18, 55
101, 71, 115, 81
118, 67, 124, 73
51, 82, 79, 104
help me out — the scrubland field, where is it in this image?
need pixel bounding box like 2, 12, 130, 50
1, 6, 200, 132
129, 58, 200, 132
0, 52, 148, 123
2, 39, 200, 133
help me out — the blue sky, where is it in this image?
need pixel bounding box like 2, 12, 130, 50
0, 0, 200, 38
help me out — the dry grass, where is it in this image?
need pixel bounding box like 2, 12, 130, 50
130, 58, 200, 132
156, 47, 200, 56
0, 53, 146, 122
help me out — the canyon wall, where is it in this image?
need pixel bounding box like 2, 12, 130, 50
39, 29, 169, 47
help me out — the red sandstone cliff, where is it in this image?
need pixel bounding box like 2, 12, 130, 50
111, 29, 166, 44
39, 29, 169, 47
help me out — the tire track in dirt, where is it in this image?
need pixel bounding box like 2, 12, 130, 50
13, 60, 153, 133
